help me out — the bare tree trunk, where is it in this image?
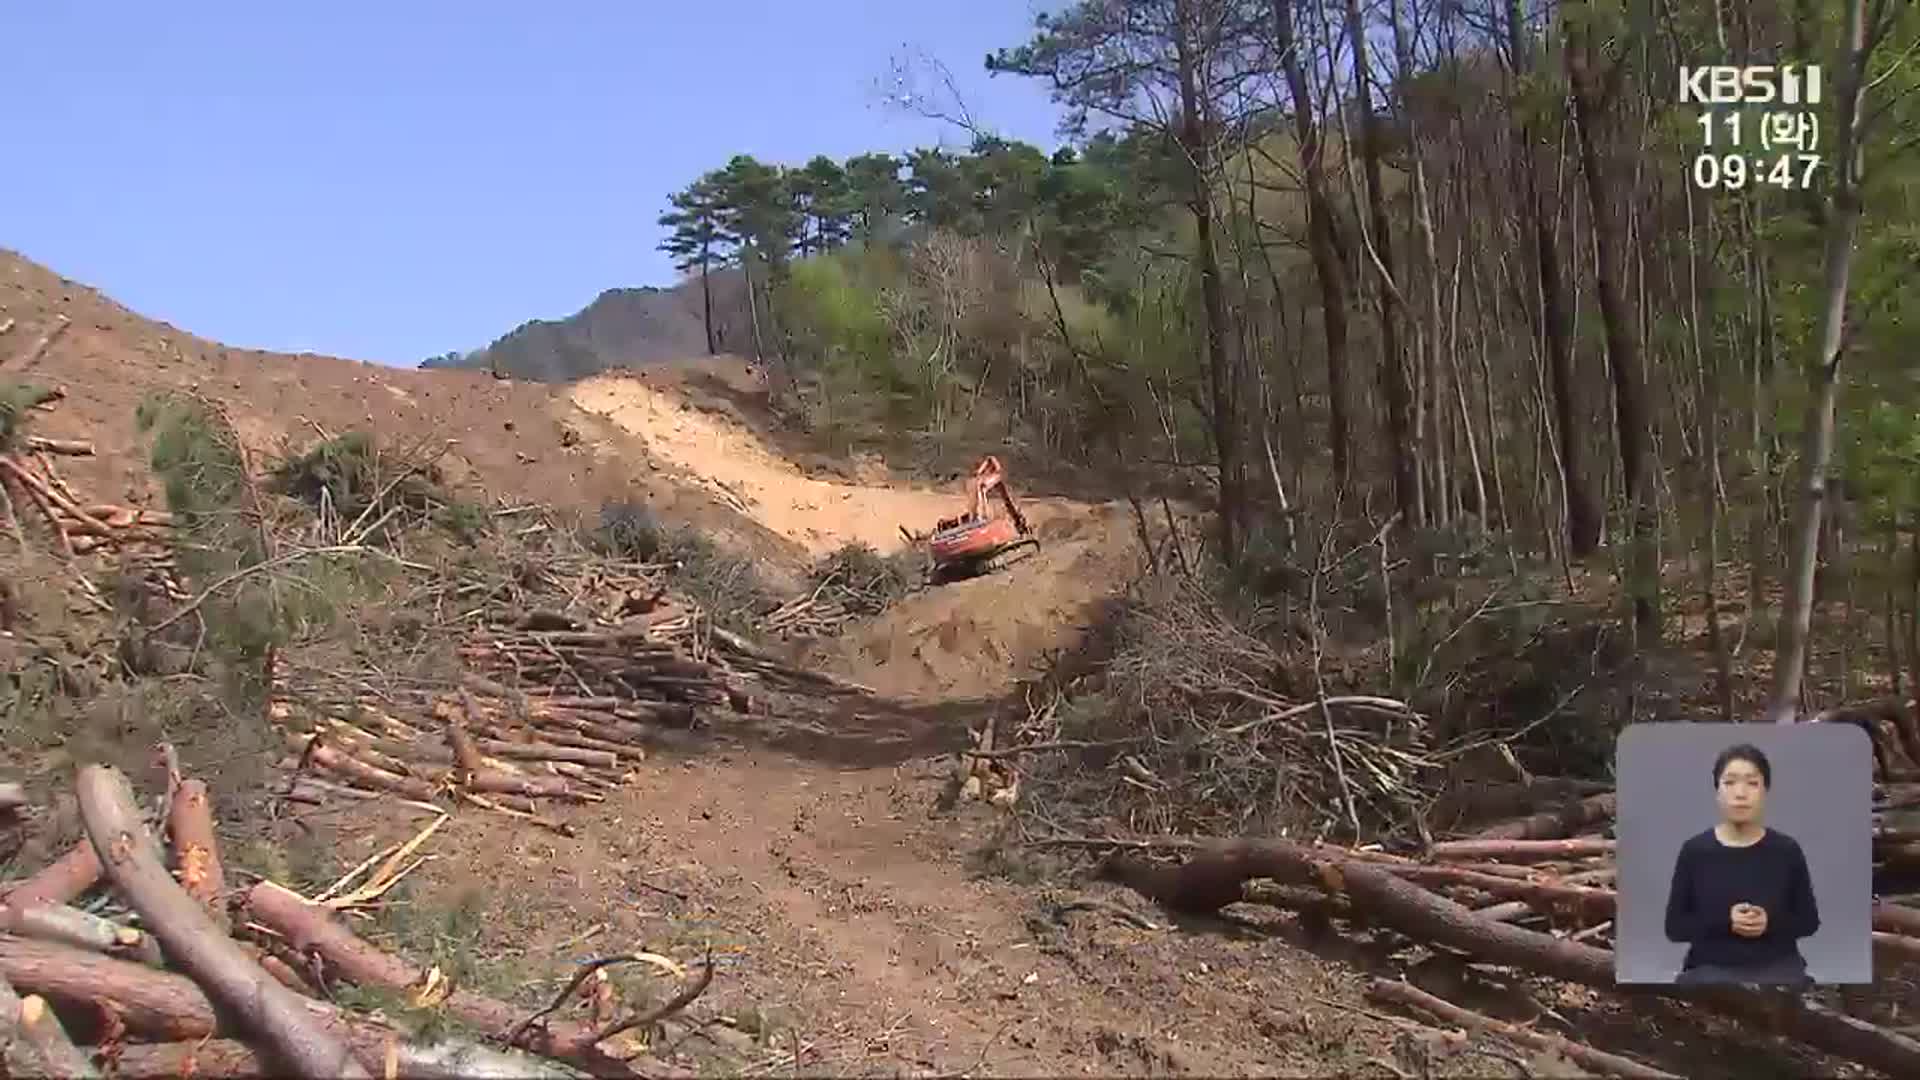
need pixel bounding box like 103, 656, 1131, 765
699, 249, 716, 356
1389, 0, 1445, 527
1505, 0, 1600, 558
742, 253, 766, 363
1566, 30, 1659, 642
1340, 0, 1419, 527
1887, 521, 1904, 708
1767, 0, 1875, 724
1687, 174, 1736, 723
1175, 0, 1244, 563
1273, 0, 1353, 490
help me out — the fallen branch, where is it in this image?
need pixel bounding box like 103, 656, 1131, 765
1367, 978, 1677, 1080
76, 765, 369, 1079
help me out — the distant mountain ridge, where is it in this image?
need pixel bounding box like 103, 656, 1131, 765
424, 267, 755, 381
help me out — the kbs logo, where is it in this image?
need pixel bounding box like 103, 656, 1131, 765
1679, 65, 1823, 105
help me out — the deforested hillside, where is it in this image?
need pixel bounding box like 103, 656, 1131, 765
0, 247, 800, 574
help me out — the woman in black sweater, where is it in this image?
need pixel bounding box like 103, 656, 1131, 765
1664, 743, 1820, 986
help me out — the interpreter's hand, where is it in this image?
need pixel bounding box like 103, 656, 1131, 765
1731, 902, 1768, 938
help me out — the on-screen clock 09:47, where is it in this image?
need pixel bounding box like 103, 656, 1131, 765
1692, 153, 1823, 191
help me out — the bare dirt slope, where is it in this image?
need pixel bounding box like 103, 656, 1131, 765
0, 249, 801, 574
568, 361, 1144, 702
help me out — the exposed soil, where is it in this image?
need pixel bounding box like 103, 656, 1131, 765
344, 750, 1442, 1078
0, 249, 803, 577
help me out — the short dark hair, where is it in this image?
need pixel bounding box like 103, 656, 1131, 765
1713, 743, 1772, 788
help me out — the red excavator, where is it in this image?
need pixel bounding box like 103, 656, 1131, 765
923, 455, 1039, 583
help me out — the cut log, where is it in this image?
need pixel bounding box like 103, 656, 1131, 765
520, 726, 648, 762
102, 1040, 268, 1080
474, 738, 619, 770
301, 741, 442, 802
108, 1036, 585, 1080
0, 935, 219, 1041
1, 840, 103, 908
1367, 978, 1678, 1080
1874, 901, 1920, 937
1, 971, 100, 1080
0, 938, 613, 1079
75, 765, 369, 1079
0, 899, 165, 965
527, 695, 623, 712
1427, 838, 1615, 863
244, 879, 576, 1044
17, 993, 99, 1079
1380, 864, 1615, 924
446, 699, 485, 780
466, 770, 601, 803
0, 458, 111, 534
1471, 793, 1617, 841
167, 779, 229, 927
0, 782, 24, 814
22, 437, 94, 457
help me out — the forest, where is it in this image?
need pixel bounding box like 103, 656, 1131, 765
658, 0, 1920, 736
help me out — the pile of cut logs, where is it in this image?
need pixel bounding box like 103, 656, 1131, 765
0, 762, 711, 1079
275, 606, 875, 827
1088, 785, 1920, 1078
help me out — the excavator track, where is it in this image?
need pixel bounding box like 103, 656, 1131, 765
979, 538, 1041, 575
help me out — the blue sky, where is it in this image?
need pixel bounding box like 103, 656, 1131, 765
0, 2, 1066, 365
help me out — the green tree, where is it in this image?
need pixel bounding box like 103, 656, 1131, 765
843, 152, 907, 240
961, 136, 1050, 236
658, 175, 728, 355
790, 155, 853, 255
709, 155, 797, 362
904, 147, 980, 232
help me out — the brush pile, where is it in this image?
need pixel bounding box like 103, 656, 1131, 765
759, 542, 919, 639
0, 761, 712, 1079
